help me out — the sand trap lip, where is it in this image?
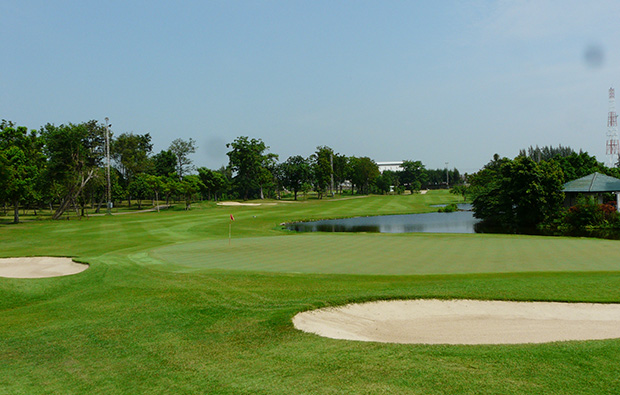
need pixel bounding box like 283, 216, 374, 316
0, 257, 88, 278
293, 299, 620, 345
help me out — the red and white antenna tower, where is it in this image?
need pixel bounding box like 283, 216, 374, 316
606, 87, 619, 167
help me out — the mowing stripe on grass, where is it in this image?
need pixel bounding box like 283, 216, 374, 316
147, 233, 620, 275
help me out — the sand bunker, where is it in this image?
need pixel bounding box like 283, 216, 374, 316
0, 257, 88, 278
293, 299, 620, 345
217, 201, 276, 206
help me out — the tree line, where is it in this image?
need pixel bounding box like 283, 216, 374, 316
0, 119, 204, 223
468, 146, 620, 235
213, 137, 463, 202
1, 119, 462, 223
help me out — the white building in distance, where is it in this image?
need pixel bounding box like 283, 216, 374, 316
376, 161, 403, 173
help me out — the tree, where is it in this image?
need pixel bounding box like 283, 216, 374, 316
226, 136, 273, 200
152, 149, 177, 178
144, 174, 164, 211
198, 167, 228, 201
470, 155, 565, 232
400, 160, 427, 192
257, 153, 279, 199
109, 168, 125, 206
41, 120, 105, 220
112, 132, 153, 207
469, 155, 516, 229
332, 153, 349, 195
281, 155, 312, 200
128, 173, 151, 210
450, 185, 468, 201
169, 138, 197, 179
112, 132, 153, 182
212, 170, 230, 201
519, 144, 576, 163
425, 167, 462, 188
348, 157, 379, 194
374, 171, 398, 195
79, 166, 106, 215
163, 177, 180, 206
549, 151, 604, 182
0, 125, 44, 223
179, 175, 204, 210
310, 146, 334, 199
269, 161, 285, 200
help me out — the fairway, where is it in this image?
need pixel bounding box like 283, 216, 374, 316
2, 192, 620, 394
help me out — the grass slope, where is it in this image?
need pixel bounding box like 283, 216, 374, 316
1, 191, 620, 394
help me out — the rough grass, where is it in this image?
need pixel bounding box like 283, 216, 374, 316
1, 191, 620, 394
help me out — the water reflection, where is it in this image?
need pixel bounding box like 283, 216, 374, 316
288, 209, 480, 234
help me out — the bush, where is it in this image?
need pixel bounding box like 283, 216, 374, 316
564, 196, 620, 232
409, 181, 421, 194
438, 203, 459, 213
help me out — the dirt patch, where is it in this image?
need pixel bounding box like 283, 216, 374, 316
0, 257, 88, 278
293, 299, 620, 344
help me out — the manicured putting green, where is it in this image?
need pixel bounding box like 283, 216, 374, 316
146, 232, 620, 275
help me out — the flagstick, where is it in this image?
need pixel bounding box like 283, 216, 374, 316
228, 214, 235, 245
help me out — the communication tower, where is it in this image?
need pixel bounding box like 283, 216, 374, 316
606, 87, 619, 167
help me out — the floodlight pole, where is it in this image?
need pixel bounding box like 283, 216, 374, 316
330, 152, 334, 197
105, 117, 112, 215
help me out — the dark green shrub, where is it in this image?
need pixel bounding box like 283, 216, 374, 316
564, 196, 620, 231
438, 203, 459, 213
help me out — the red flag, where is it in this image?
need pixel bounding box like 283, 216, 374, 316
230, 214, 235, 221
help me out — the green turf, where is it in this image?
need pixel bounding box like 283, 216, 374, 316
2, 191, 620, 394
148, 232, 620, 275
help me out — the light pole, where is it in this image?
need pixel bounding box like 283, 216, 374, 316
445, 162, 449, 188
330, 151, 334, 197
105, 117, 112, 215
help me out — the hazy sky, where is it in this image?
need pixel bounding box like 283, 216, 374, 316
3, 1, 620, 173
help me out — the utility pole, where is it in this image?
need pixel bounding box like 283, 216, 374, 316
330, 152, 334, 197
105, 117, 112, 215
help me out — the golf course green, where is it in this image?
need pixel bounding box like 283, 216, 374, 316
2, 191, 620, 394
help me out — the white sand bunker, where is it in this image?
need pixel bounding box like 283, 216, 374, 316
0, 257, 88, 278
217, 201, 276, 206
293, 299, 620, 345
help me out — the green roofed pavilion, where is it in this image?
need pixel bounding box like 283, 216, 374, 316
563, 172, 620, 193
563, 172, 620, 211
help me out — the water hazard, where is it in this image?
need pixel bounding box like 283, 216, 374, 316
287, 204, 480, 234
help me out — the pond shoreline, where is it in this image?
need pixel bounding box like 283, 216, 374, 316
286, 207, 480, 234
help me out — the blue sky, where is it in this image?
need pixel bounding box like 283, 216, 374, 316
2, 1, 620, 173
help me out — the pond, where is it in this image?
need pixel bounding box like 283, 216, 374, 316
287, 204, 480, 234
